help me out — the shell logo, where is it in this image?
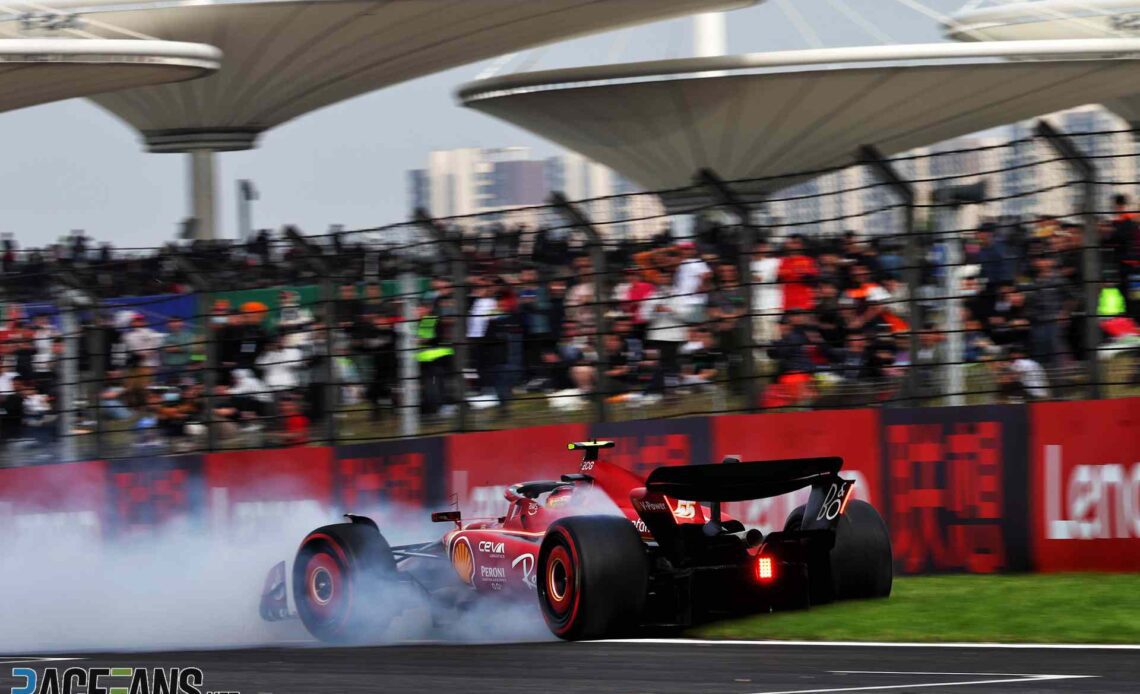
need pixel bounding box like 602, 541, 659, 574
451, 537, 475, 585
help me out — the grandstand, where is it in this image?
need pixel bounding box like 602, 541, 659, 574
1, 130, 1136, 465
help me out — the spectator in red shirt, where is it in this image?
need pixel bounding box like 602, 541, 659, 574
278, 398, 310, 447
778, 234, 818, 313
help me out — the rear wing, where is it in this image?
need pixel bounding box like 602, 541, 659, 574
645, 457, 842, 502
636, 457, 853, 542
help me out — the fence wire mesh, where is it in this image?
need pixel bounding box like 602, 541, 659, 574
2, 126, 1139, 465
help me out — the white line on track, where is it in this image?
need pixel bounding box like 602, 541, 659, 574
603, 637, 1140, 650
0, 657, 80, 663
749, 671, 1095, 694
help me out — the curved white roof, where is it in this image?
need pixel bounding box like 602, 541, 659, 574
946, 1, 1140, 41
0, 38, 219, 114
459, 40, 1140, 199
0, 0, 755, 151
945, 1, 1140, 125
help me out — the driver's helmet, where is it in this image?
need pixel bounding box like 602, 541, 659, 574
544, 485, 575, 509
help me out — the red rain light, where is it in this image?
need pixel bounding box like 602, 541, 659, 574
756, 556, 775, 582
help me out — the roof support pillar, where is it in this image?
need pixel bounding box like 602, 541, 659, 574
415, 209, 469, 431
189, 149, 217, 241
550, 192, 608, 423
859, 146, 921, 405
697, 168, 760, 412
1034, 120, 1102, 398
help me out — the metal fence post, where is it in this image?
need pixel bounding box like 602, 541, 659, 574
416, 209, 469, 431
399, 268, 420, 436
57, 293, 79, 462
285, 227, 338, 444
550, 192, 608, 423
1034, 120, 1102, 399
199, 291, 217, 452
88, 311, 106, 460
169, 250, 218, 452
697, 168, 760, 412
859, 146, 921, 404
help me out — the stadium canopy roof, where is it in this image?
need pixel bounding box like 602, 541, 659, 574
0, 0, 757, 153
944, 0, 1140, 42
458, 39, 1140, 206
0, 0, 755, 238
0, 38, 219, 114
945, 0, 1140, 130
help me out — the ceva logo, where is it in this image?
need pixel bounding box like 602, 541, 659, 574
477, 541, 504, 554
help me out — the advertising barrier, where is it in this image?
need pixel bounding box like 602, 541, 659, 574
712, 410, 882, 535
0, 459, 107, 546
882, 406, 1029, 574
1, 397, 1137, 573
1030, 398, 1140, 572
106, 454, 206, 538
205, 447, 334, 540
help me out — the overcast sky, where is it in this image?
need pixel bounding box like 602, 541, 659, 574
0, 0, 968, 247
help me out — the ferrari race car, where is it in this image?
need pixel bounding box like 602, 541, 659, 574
260, 441, 892, 641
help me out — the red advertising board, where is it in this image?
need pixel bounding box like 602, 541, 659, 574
204, 447, 334, 538
712, 410, 882, 534
883, 406, 1028, 574
445, 423, 586, 518
0, 459, 107, 545
1030, 398, 1140, 572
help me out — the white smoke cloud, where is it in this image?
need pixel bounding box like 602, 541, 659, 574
0, 483, 565, 652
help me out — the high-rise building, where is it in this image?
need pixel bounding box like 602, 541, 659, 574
766, 104, 1138, 238
408, 147, 665, 239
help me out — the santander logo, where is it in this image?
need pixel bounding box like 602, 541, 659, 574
1044, 445, 1140, 540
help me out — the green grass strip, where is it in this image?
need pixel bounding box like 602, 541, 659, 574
692, 574, 1140, 644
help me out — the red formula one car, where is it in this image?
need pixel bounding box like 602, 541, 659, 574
260, 441, 892, 641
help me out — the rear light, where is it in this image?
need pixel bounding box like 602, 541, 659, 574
755, 555, 775, 582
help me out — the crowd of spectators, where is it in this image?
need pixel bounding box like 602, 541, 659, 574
0, 191, 1137, 461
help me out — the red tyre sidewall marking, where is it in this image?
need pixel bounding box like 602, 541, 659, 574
304, 552, 343, 621
545, 545, 574, 616
549, 527, 583, 636
301, 532, 354, 633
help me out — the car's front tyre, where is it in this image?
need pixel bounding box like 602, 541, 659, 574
293, 521, 397, 643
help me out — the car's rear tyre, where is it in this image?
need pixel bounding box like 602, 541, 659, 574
785, 500, 892, 604
293, 521, 397, 643
830, 499, 893, 600
537, 515, 648, 641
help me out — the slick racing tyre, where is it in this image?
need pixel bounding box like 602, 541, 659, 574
537, 515, 648, 641
829, 499, 892, 600
785, 500, 892, 604
293, 521, 398, 643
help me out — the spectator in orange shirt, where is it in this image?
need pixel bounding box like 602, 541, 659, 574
777, 234, 818, 313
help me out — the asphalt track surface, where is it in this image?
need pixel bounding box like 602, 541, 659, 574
3, 640, 1138, 694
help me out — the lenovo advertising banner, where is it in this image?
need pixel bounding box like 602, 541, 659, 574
883, 406, 1029, 574
1030, 398, 1140, 572
712, 410, 882, 535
